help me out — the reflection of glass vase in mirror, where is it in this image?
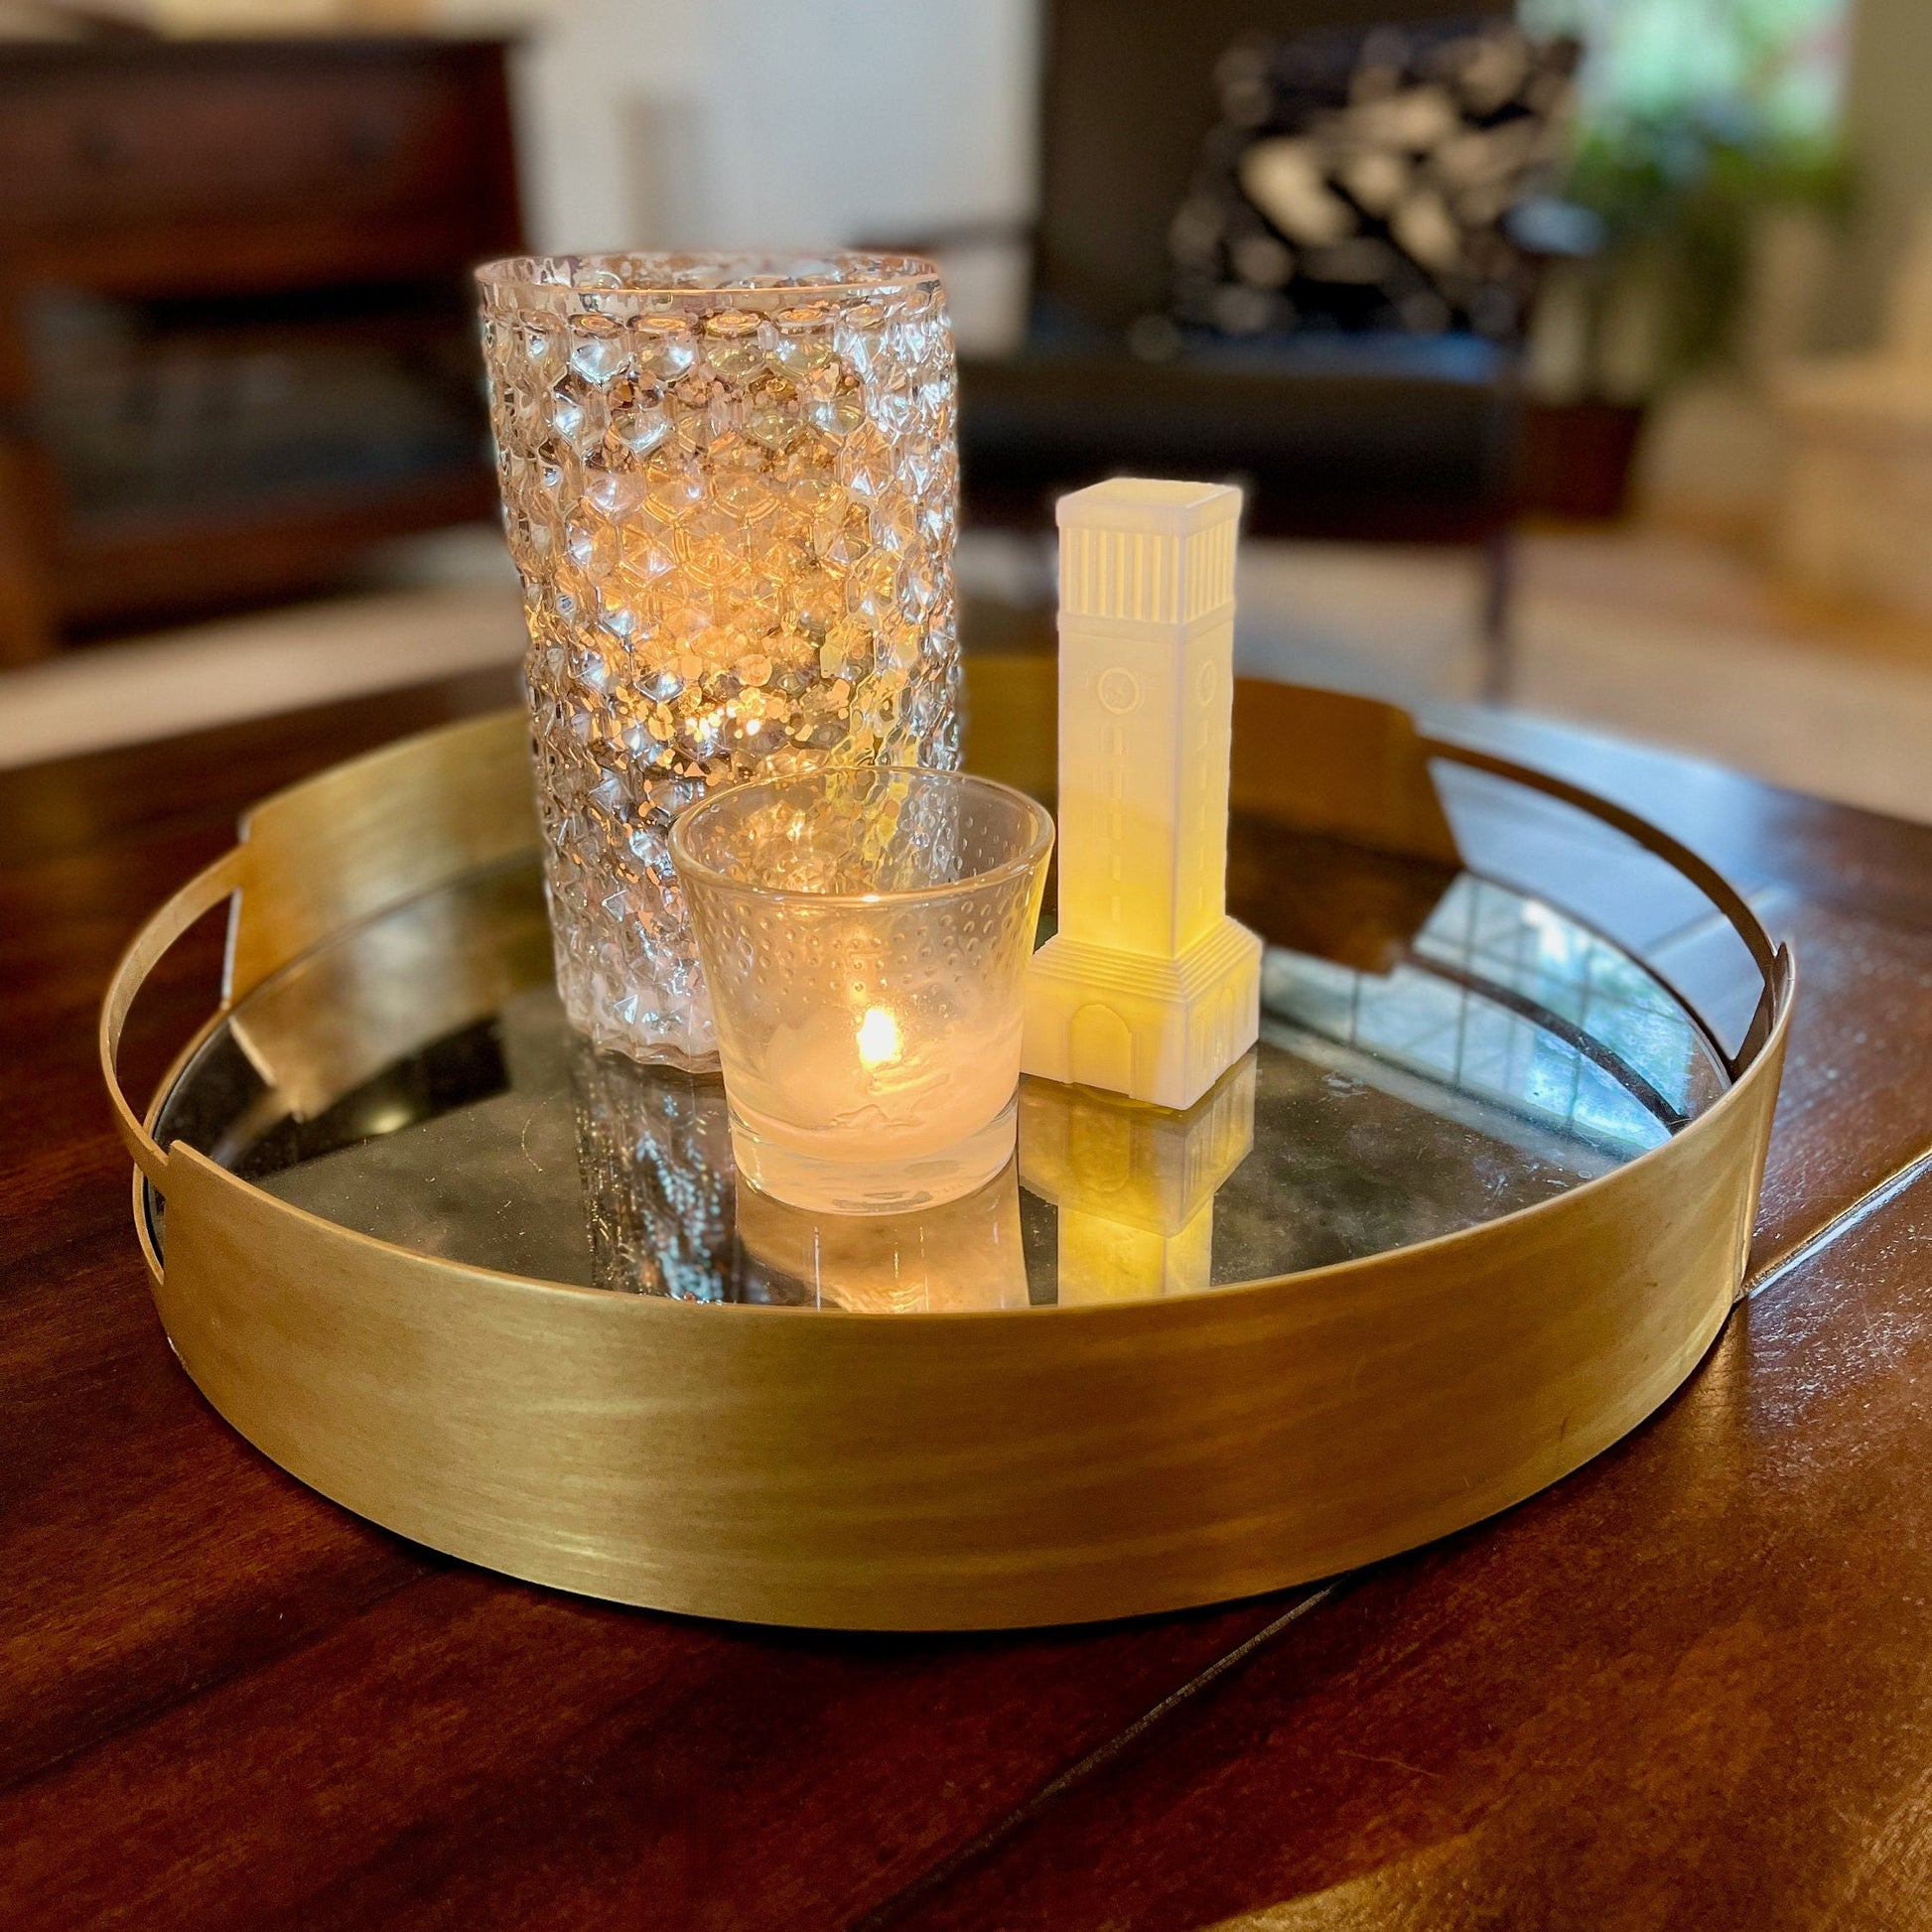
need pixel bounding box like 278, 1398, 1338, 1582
732, 1163, 1031, 1311
1018, 1053, 1258, 1302
569, 1037, 736, 1298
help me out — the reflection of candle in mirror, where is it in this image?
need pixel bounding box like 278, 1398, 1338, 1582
733, 1163, 1031, 1311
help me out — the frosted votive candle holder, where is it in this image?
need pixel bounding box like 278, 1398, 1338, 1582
671, 768, 1052, 1214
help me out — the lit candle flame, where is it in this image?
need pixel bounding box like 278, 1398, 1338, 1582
857, 1006, 901, 1070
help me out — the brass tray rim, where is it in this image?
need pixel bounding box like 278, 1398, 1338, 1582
107, 705, 1792, 1323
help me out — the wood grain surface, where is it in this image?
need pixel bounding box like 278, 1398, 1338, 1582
3, 665, 1931, 1927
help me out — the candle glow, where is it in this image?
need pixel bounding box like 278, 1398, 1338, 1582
857, 1006, 901, 1069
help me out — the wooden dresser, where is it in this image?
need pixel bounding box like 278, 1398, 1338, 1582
0, 35, 523, 664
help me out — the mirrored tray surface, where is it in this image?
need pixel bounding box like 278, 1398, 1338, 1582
152, 834, 1736, 1311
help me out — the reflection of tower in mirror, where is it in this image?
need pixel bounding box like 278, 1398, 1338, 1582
1019, 1053, 1257, 1302
569, 1038, 736, 1299
732, 1164, 1031, 1311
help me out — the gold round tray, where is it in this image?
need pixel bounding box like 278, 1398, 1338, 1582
100, 660, 1791, 1631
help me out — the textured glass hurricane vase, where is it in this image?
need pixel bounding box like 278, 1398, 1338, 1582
478, 253, 961, 1066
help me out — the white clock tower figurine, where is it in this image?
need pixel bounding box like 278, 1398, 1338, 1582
1022, 478, 1262, 1111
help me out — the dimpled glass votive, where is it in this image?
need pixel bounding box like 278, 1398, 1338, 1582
477, 253, 960, 1068
671, 768, 1052, 1214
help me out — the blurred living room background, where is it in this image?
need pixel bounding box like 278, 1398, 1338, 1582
3, 0, 1930, 824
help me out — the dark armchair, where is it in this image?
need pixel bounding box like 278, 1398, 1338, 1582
946, 0, 1555, 697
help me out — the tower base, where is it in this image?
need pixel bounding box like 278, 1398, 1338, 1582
1022, 916, 1263, 1111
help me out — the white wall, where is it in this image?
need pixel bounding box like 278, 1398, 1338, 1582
460, 0, 1038, 259
1823, 0, 1932, 348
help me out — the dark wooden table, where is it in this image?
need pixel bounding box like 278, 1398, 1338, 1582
5, 669, 1932, 1929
